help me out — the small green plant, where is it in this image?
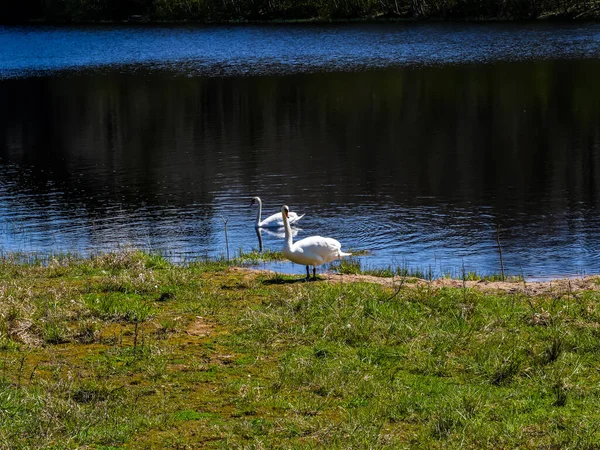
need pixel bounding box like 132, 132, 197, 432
85, 294, 153, 323
541, 333, 563, 364
157, 317, 178, 338
43, 320, 68, 344
231, 249, 286, 265
553, 380, 568, 407
73, 320, 99, 344
463, 271, 524, 282
331, 258, 429, 278
0, 336, 20, 351
71, 382, 112, 404
489, 354, 522, 386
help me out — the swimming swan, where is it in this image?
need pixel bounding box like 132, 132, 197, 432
250, 196, 304, 228
281, 204, 351, 280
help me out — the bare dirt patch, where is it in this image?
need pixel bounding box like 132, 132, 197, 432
244, 267, 600, 297
186, 316, 213, 337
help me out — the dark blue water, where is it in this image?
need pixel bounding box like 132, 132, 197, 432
2, 22, 600, 78
2, 23, 600, 279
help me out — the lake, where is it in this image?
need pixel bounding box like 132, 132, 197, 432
1, 22, 600, 278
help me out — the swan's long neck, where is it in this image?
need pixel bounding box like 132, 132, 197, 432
282, 210, 293, 250
255, 227, 263, 252
254, 198, 263, 226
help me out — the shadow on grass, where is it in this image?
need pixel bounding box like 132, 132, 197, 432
262, 275, 324, 285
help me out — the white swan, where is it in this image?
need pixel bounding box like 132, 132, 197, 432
281, 205, 351, 280
251, 196, 304, 228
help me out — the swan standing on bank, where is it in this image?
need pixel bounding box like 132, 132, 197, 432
281, 204, 351, 280
251, 196, 304, 228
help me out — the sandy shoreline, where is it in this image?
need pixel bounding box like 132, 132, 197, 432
238, 267, 600, 297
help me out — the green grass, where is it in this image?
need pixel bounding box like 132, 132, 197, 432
331, 257, 434, 278
229, 248, 285, 265
331, 257, 522, 282
1, 250, 600, 448
461, 271, 524, 282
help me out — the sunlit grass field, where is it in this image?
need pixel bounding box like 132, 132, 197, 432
1, 251, 600, 448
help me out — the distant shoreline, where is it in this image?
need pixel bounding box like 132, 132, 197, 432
2, 1, 600, 26
3, 16, 600, 26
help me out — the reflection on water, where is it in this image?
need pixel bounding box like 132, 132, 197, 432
260, 228, 301, 239
1, 24, 600, 278
255, 228, 263, 252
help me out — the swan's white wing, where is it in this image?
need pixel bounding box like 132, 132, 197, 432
295, 236, 340, 249
289, 236, 349, 266
258, 212, 284, 228
288, 213, 305, 225
259, 210, 304, 228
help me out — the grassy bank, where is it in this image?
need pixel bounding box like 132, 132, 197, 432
1, 250, 600, 448
2, 0, 600, 23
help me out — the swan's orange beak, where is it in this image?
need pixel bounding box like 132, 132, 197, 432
283, 210, 288, 219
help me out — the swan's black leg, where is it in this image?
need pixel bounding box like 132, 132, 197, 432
313, 266, 316, 280
306, 265, 310, 281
